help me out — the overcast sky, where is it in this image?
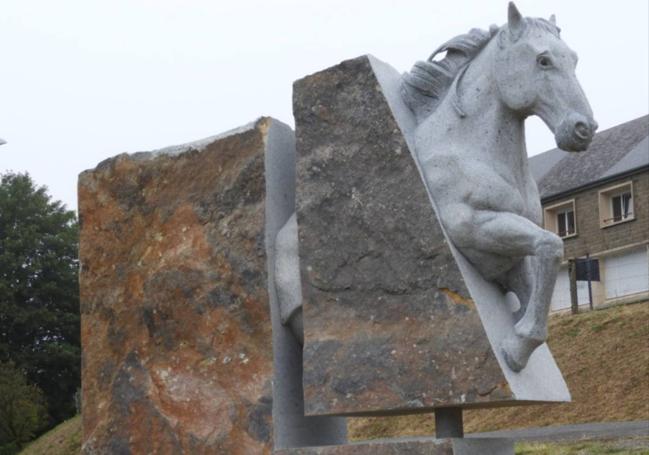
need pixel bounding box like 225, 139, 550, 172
1, 0, 647, 210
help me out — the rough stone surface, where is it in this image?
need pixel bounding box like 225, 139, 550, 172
275, 438, 453, 455
275, 437, 513, 455
294, 56, 514, 417
79, 118, 277, 454
264, 120, 348, 449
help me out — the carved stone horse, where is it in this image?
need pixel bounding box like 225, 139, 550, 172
403, 2, 596, 370
275, 3, 596, 372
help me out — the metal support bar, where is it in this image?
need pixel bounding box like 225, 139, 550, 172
569, 258, 579, 315
435, 407, 464, 438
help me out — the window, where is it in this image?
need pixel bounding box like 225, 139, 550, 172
544, 199, 577, 239
610, 192, 632, 223
557, 208, 575, 238
599, 181, 634, 227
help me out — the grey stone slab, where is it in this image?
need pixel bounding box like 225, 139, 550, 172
264, 119, 348, 449
295, 56, 513, 417
294, 55, 569, 417
275, 438, 452, 454
471, 420, 649, 442
275, 437, 513, 454
453, 438, 514, 455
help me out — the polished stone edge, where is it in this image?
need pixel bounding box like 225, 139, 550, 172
275, 437, 513, 455
263, 118, 348, 449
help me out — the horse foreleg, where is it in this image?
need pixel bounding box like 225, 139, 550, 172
504, 256, 535, 321
501, 235, 562, 372
450, 207, 563, 371
274, 212, 304, 344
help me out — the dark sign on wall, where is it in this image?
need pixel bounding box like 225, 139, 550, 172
575, 257, 600, 282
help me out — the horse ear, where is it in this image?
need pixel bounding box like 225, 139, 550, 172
549, 14, 557, 25
507, 2, 525, 41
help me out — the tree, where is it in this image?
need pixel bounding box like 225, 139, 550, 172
0, 173, 80, 425
0, 361, 48, 452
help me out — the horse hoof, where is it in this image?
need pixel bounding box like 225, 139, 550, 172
500, 334, 535, 372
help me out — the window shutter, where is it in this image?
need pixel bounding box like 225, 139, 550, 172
612, 195, 622, 222
567, 210, 575, 235
558, 212, 566, 237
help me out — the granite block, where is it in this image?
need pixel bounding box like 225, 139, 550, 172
294, 55, 569, 417
275, 437, 513, 455
275, 438, 453, 455
79, 118, 280, 454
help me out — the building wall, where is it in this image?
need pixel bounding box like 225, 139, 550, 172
543, 169, 649, 310
550, 266, 593, 311
556, 169, 649, 259
603, 246, 649, 300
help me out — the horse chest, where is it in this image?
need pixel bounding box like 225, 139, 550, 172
487, 161, 542, 221
418, 147, 543, 228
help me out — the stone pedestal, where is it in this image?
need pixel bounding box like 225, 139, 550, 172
294, 55, 570, 417
80, 119, 281, 454
275, 437, 514, 454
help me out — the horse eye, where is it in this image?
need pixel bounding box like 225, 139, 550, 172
537, 55, 552, 68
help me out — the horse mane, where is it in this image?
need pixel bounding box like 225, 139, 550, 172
401, 18, 560, 123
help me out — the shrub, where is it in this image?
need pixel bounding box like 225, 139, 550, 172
0, 361, 48, 451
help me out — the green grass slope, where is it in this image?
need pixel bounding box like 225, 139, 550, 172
19, 416, 80, 455
517, 438, 649, 454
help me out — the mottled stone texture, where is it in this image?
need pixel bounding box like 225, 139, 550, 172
276, 437, 513, 455
79, 119, 277, 454
275, 439, 452, 455
294, 56, 514, 417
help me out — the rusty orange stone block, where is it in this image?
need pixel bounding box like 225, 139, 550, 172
79, 119, 280, 454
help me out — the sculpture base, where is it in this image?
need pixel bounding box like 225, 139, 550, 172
275, 437, 513, 454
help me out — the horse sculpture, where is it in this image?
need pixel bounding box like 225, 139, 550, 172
275, 2, 596, 372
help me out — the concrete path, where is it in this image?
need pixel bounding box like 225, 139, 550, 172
469, 420, 649, 442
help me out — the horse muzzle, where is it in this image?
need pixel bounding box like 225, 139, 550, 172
555, 113, 598, 152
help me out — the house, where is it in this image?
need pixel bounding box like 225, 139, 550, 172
530, 115, 649, 312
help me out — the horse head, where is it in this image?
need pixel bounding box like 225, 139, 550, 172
494, 2, 597, 151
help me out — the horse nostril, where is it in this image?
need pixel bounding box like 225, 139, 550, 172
557, 114, 595, 151
574, 122, 590, 140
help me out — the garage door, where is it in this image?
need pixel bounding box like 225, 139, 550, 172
550, 267, 590, 311
604, 247, 649, 299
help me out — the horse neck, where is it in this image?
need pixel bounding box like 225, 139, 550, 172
418, 40, 528, 171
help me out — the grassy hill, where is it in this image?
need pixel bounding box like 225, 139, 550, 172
20, 302, 648, 454
18, 416, 80, 455
516, 439, 649, 454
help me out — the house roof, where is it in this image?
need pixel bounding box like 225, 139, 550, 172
529, 115, 649, 200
